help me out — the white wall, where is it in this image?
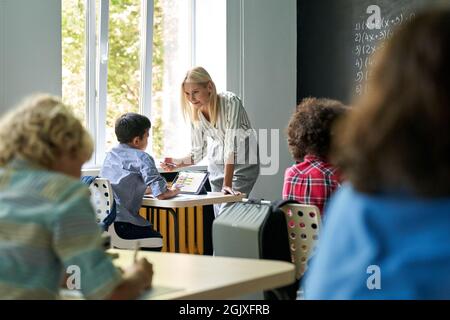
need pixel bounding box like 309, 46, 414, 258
0, 0, 61, 115
228, 0, 297, 201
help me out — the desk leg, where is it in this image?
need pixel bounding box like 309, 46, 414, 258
196, 206, 204, 255
167, 209, 176, 252
187, 207, 196, 254
178, 208, 187, 253
142, 206, 179, 253
146, 207, 158, 231
152, 208, 157, 228
143, 207, 159, 236
158, 209, 167, 252
166, 208, 179, 253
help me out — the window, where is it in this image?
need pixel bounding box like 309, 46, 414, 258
105, 0, 142, 154
62, 0, 226, 167
62, 0, 87, 125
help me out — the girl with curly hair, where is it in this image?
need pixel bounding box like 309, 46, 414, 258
283, 97, 347, 215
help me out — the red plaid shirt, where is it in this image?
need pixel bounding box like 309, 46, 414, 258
282, 154, 341, 216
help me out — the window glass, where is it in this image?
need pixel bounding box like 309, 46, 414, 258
153, 0, 192, 159
105, 0, 142, 152
62, 0, 86, 125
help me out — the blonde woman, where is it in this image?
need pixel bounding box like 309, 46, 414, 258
0, 94, 152, 299
161, 67, 260, 203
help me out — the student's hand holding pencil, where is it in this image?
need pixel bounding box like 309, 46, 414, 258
124, 258, 153, 291
131, 258, 153, 289
131, 241, 153, 289
108, 243, 153, 299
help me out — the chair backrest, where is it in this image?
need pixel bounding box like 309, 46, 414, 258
88, 178, 114, 226
279, 203, 321, 280
88, 178, 162, 250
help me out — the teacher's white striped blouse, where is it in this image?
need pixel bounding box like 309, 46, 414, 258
190, 91, 255, 165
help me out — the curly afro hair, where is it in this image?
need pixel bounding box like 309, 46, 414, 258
287, 97, 347, 161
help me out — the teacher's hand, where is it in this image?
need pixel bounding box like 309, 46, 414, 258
160, 157, 177, 172
221, 186, 241, 196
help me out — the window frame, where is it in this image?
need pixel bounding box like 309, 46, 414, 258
96, 0, 109, 165
85, 0, 97, 166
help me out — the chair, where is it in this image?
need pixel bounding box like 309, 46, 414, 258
279, 203, 321, 281
88, 177, 163, 250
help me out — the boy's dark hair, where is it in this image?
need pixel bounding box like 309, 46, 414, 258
115, 113, 151, 143
287, 97, 347, 161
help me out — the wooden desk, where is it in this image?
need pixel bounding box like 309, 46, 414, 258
142, 192, 244, 208
110, 249, 296, 300
141, 192, 244, 254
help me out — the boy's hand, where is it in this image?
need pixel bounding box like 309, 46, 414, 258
156, 187, 180, 200
167, 187, 181, 198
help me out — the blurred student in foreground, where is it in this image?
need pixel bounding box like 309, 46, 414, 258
0, 95, 152, 299
304, 9, 450, 299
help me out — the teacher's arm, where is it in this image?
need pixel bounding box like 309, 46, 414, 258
160, 155, 193, 171
222, 163, 240, 195
161, 123, 207, 171
222, 93, 246, 196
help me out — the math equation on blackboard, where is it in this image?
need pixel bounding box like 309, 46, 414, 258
353, 5, 415, 96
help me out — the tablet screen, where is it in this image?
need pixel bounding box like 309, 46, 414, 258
172, 171, 208, 194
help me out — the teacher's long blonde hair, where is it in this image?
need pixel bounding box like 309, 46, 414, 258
180, 66, 219, 127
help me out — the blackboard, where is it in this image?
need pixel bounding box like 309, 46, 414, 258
296, 0, 449, 105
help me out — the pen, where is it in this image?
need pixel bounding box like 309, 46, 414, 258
166, 162, 177, 168
133, 240, 140, 263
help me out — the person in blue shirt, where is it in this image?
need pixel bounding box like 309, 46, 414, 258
101, 113, 179, 245
304, 9, 450, 299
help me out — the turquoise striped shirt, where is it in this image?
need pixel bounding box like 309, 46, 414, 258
0, 159, 122, 299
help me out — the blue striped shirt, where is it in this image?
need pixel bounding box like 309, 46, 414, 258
100, 144, 167, 226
